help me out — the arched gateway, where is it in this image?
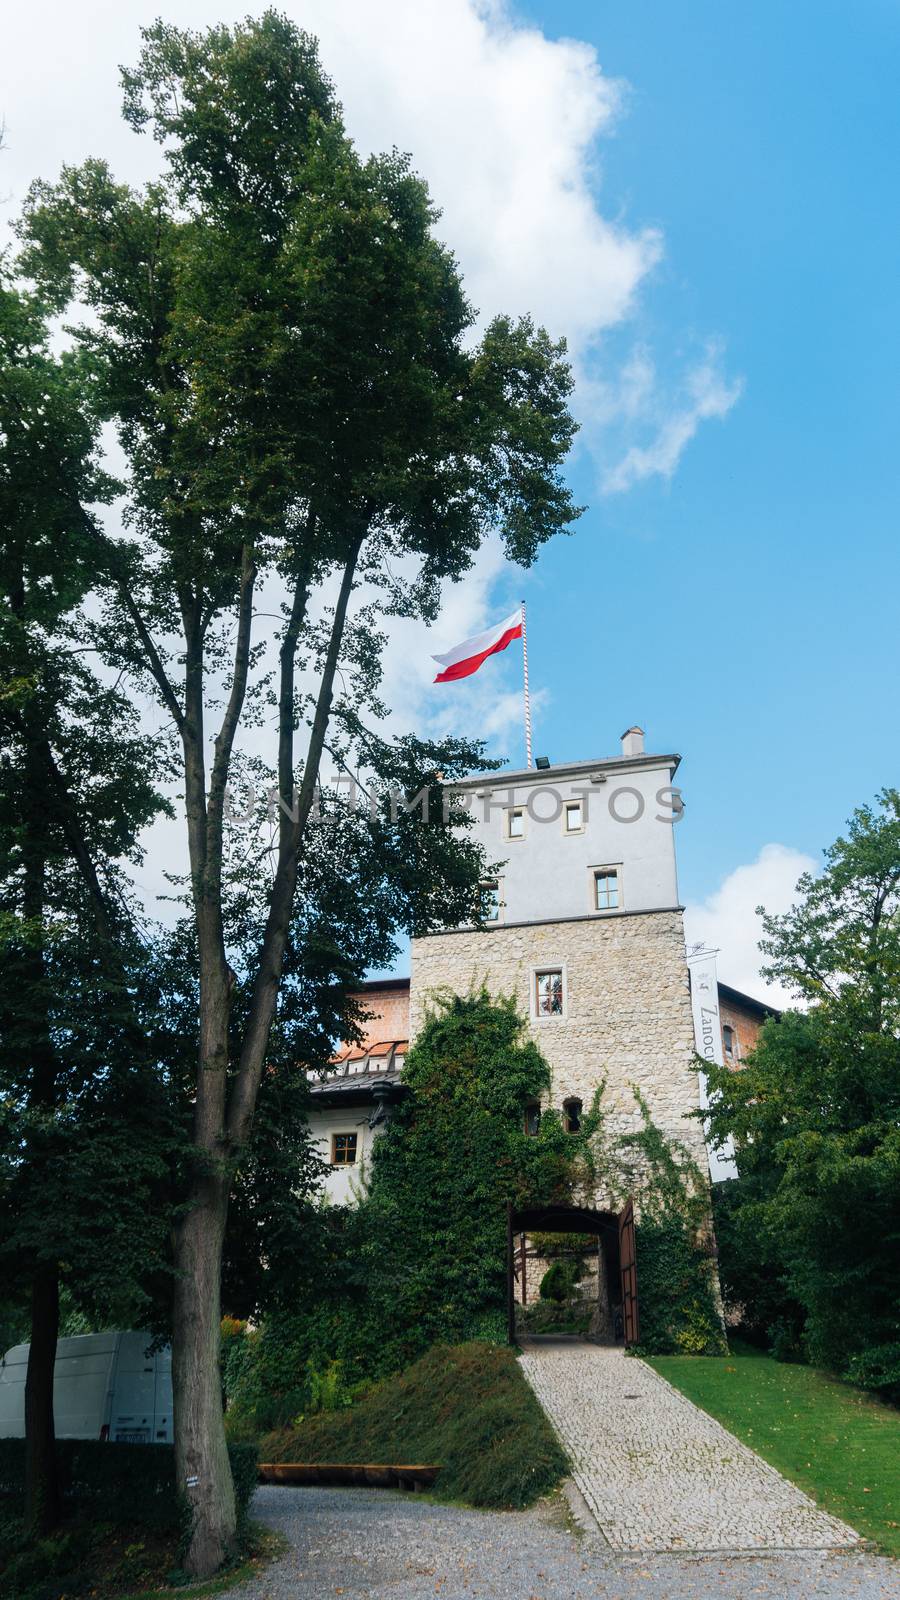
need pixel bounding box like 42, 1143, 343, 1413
506, 1201, 639, 1348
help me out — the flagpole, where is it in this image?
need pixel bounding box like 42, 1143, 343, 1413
521, 600, 533, 768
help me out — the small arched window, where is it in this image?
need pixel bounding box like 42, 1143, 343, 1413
723, 1024, 737, 1062
563, 1097, 582, 1134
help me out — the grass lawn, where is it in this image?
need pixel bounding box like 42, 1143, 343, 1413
648, 1346, 900, 1557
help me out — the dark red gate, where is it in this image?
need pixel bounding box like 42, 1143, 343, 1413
618, 1197, 639, 1347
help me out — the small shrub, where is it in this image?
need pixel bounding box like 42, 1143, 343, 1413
845, 1341, 900, 1404
538, 1260, 579, 1303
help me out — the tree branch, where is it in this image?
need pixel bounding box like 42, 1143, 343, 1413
115, 576, 185, 735
226, 539, 361, 1147
206, 543, 257, 876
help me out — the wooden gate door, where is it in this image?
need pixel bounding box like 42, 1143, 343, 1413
618, 1198, 639, 1347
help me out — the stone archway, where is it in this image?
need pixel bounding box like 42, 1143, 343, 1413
506, 1202, 638, 1347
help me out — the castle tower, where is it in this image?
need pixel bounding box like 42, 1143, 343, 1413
409, 727, 710, 1186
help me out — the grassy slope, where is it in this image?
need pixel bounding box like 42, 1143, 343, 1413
259, 1341, 567, 1509
648, 1348, 900, 1556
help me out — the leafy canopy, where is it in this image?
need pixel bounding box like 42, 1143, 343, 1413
705, 790, 900, 1393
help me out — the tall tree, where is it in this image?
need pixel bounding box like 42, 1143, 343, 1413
0, 269, 169, 1531
704, 790, 900, 1393
19, 13, 580, 1574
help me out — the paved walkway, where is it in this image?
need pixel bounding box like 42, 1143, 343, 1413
234, 1485, 900, 1600
519, 1338, 859, 1552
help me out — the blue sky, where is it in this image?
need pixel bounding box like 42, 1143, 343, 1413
3, 0, 897, 993
479, 0, 900, 920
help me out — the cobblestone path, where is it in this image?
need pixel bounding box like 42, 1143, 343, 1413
519, 1339, 860, 1552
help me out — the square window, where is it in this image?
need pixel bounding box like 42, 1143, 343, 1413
331, 1132, 358, 1166
593, 868, 619, 911
507, 808, 524, 840
564, 800, 583, 833
535, 969, 564, 1017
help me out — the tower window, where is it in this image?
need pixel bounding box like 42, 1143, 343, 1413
534, 969, 564, 1016
480, 879, 500, 922
563, 1097, 583, 1133
723, 1024, 737, 1062
506, 808, 525, 840
564, 800, 583, 833
331, 1132, 358, 1166
593, 868, 620, 911
524, 1101, 541, 1136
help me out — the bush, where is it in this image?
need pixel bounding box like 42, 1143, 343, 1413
632, 1216, 726, 1357
845, 1342, 900, 1404
0, 1439, 258, 1535
538, 1260, 579, 1303
259, 1341, 567, 1509
519, 1300, 592, 1336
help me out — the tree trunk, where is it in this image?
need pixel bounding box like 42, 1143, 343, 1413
172, 1170, 236, 1577
20, 700, 61, 1538
24, 1264, 60, 1536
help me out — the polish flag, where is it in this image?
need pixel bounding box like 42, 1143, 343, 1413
432, 608, 523, 683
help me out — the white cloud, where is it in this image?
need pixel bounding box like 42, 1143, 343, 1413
603, 345, 744, 493
1, 0, 737, 489
684, 844, 816, 1008
3, 0, 743, 891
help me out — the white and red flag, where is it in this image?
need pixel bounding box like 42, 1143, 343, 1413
431, 608, 523, 684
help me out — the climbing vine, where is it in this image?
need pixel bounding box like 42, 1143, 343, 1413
225, 991, 725, 1429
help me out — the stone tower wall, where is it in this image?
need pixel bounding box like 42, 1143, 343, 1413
409, 909, 708, 1177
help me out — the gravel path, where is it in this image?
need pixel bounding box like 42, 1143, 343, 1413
519, 1339, 859, 1551
233, 1485, 900, 1600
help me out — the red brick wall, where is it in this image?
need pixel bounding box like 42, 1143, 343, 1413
719, 995, 767, 1067
346, 982, 410, 1049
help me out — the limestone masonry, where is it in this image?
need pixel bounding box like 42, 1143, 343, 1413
410, 908, 708, 1170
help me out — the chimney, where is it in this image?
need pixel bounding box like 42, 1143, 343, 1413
620, 725, 645, 758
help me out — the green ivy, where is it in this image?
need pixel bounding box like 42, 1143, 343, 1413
226, 991, 726, 1427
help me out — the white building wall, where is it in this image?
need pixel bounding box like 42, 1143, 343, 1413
450, 754, 682, 926
309, 1105, 377, 1204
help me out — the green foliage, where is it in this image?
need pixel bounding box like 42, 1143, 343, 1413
222, 990, 612, 1414
0, 1442, 259, 1598
530, 1231, 594, 1258
14, 16, 582, 1557
844, 1342, 900, 1396
711, 1178, 802, 1352
356, 989, 579, 1365
228, 992, 725, 1429
538, 1260, 580, 1303
631, 1216, 725, 1356
259, 1342, 567, 1509
0, 1439, 256, 1534
519, 1300, 593, 1336
620, 1091, 726, 1357
705, 791, 900, 1395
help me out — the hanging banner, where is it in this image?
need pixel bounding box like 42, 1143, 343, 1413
687, 947, 738, 1181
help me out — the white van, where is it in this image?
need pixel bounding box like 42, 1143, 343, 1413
0, 1332, 173, 1443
